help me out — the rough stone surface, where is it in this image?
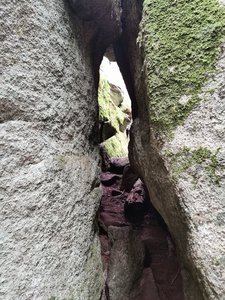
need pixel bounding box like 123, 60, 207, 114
109, 83, 124, 107
101, 132, 129, 158
124, 1, 225, 299
2, 0, 225, 299
98, 76, 130, 143
68, 0, 122, 81
98, 158, 184, 300
162, 42, 225, 300
0, 0, 107, 299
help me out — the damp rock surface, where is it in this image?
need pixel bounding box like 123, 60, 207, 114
98, 158, 184, 300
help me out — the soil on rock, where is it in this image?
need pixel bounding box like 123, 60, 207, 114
98, 157, 184, 300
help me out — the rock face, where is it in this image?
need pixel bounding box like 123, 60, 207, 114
98, 76, 130, 143
0, 0, 121, 299
1, 0, 225, 299
98, 74, 130, 158
98, 158, 184, 300
114, 0, 225, 299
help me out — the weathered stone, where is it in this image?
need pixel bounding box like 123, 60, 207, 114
0, 0, 123, 298
109, 82, 124, 106
124, 181, 146, 225
99, 76, 130, 142
100, 144, 111, 172
98, 165, 184, 300
109, 157, 130, 174
119, 0, 225, 298
106, 226, 144, 300
100, 172, 122, 187
101, 132, 129, 158
2, 0, 224, 299
120, 165, 138, 192
68, 0, 122, 39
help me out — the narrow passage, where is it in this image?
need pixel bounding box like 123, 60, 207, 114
97, 54, 184, 300
98, 156, 184, 300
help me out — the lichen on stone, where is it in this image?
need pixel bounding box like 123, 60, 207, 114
166, 146, 223, 185
56, 154, 67, 169
139, 0, 225, 134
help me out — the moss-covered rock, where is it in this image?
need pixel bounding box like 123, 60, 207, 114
166, 146, 223, 185
126, 0, 225, 298
139, 0, 225, 134
98, 76, 130, 141
101, 132, 128, 158
109, 82, 124, 106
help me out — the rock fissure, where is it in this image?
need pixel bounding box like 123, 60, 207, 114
103, 1, 225, 299
1, 0, 225, 299
97, 156, 184, 300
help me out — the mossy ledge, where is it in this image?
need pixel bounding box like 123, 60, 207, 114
166, 146, 223, 185
140, 0, 225, 135
98, 76, 127, 133
102, 132, 128, 158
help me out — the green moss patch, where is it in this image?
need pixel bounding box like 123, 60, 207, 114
140, 0, 225, 134
167, 146, 223, 185
98, 76, 128, 134
102, 132, 128, 158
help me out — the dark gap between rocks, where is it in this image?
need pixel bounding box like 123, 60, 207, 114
97, 155, 184, 300
97, 48, 184, 299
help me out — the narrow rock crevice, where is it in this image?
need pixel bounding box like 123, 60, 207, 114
2, 0, 224, 299
112, 0, 143, 119
96, 2, 185, 296
68, 1, 211, 299
97, 155, 184, 300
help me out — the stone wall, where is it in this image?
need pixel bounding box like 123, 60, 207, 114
124, 0, 225, 299
0, 0, 105, 299
1, 0, 225, 299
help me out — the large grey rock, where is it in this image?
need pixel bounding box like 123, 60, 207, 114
161, 43, 225, 300
113, 0, 225, 299
0, 0, 106, 299
130, 47, 225, 300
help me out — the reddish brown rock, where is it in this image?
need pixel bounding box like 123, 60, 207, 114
98, 157, 184, 300
109, 157, 129, 174
120, 164, 138, 192
138, 268, 160, 300
100, 172, 122, 187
